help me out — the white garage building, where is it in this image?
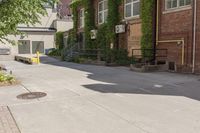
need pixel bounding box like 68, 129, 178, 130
0, 6, 73, 58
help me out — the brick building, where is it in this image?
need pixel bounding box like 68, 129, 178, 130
71, 0, 200, 73
74, 0, 142, 56
57, 0, 72, 19
157, 0, 194, 73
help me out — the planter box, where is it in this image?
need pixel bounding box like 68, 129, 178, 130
130, 64, 168, 72
80, 60, 106, 66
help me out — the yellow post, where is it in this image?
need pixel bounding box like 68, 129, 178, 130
36, 51, 40, 64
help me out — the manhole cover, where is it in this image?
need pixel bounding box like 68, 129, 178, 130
17, 92, 47, 100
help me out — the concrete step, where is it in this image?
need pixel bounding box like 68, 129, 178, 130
0, 55, 15, 61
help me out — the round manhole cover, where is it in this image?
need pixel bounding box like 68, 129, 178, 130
17, 92, 47, 100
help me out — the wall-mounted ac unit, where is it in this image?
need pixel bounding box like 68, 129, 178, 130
115, 25, 125, 34
90, 30, 97, 39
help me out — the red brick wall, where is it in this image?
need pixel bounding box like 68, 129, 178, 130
58, 0, 71, 18
157, 0, 193, 72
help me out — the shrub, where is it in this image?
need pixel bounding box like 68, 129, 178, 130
56, 32, 64, 50
103, 49, 131, 65
48, 49, 61, 56
0, 72, 15, 83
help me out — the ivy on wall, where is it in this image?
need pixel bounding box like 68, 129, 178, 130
107, 0, 121, 45
141, 0, 155, 58
67, 0, 82, 45
83, 0, 95, 49
70, 0, 122, 50
56, 32, 64, 50
69, 1, 81, 44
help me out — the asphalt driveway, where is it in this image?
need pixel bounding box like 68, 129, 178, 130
0, 56, 200, 133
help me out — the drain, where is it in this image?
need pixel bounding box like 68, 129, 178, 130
17, 92, 47, 100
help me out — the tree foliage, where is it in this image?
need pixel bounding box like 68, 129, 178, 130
0, 0, 56, 41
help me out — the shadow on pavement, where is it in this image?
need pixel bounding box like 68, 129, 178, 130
40, 56, 200, 101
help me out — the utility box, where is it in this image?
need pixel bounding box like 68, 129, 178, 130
90, 30, 97, 39
115, 25, 125, 34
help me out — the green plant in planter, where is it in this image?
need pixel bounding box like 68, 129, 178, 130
0, 72, 15, 83
48, 49, 61, 56
105, 49, 131, 65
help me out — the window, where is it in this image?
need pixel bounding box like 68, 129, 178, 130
98, 0, 108, 24
79, 9, 84, 28
18, 40, 30, 54
125, 0, 140, 18
166, 0, 191, 10
32, 41, 44, 54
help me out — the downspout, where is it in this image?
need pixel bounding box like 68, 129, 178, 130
156, 0, 159, 46
152, 0, 157, 64
192, 0, 197, 73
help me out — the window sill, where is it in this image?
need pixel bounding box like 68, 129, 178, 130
124, 15, 140, 21
163, 6, 191, 14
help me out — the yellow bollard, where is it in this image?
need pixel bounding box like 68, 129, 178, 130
36, 51, 40, 64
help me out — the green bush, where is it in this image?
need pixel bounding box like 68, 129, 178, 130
71, 56, 95, 63
48, 49, 61, 56
103, 49, 131, 65
56, 32, 64, 50
0, 72, 15, 83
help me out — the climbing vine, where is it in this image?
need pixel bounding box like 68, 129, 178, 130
83, 0, 95, 49
107, 0, 121, 46
69, 0, 81, 44
141, 0, 155, 58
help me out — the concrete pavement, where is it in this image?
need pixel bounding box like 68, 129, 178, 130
0, 106, 20, 133
0, 56, 200, 133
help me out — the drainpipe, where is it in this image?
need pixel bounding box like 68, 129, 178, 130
192, 0, 197, 73
152, 0, 157, 64
156, 0, 159, 46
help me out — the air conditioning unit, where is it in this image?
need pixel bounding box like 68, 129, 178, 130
115, 25, 125, 34
90, 30, 97, 39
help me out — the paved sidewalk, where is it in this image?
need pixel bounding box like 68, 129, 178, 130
0, 106, 20, 133
1, 58, 200, 133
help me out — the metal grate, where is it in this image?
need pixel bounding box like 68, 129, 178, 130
17, 92, 47, 100
168, 62, 175, 71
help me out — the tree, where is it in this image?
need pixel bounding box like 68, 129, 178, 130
0, 0, 56, 42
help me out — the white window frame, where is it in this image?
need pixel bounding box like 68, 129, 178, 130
79, 8, 84, 28
124, 0, 140, 19
165, 0, 191, 10
98, 0, 108, 24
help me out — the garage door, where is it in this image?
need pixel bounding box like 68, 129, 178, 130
18, 40, 30, 54
32, 41, 44, 54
